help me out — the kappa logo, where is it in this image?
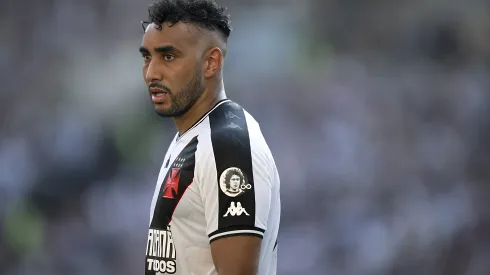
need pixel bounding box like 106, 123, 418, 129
225, 111, 241, 120
223, 202, 249, 217
163, 168, 180, 199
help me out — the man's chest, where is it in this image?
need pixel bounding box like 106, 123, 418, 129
149, 136, 201, 228
146, 136, 211, 275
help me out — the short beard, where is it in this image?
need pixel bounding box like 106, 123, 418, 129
156, 69, 204, 118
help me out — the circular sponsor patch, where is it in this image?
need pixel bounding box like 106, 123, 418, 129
219, 167, 250, 197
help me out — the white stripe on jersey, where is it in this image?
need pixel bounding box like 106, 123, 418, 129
209, 229, 265, 242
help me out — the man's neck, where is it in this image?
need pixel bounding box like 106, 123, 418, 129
173, 87, 226, 136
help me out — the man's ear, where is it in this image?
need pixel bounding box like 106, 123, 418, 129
204, 47, 223, 78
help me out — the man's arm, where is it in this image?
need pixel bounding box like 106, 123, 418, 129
211, 235, 262, 275
195, 122, 273, 275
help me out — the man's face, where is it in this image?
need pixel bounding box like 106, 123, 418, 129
140, 22, 204, 117
230, 174, 241, 190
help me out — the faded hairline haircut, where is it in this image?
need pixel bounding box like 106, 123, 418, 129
142, 0, 232, 41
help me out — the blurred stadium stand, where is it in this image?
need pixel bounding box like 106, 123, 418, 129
1, 0, 489, 274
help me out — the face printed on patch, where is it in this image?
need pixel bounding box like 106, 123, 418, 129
229, 174, 241, 191
220, 167, 249, 197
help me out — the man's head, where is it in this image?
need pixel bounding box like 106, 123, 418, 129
225, 169, 243, 191
229, 174, 241, 190
139, 0, 232, 117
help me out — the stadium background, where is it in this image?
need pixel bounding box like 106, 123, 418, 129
1, 0, 490, 274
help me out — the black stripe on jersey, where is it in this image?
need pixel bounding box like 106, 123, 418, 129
273, 239, 278, 251
208, 225, 265, 239
209, 101, 257, 234
150, 136, 198, 228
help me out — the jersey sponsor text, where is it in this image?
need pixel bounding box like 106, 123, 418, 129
146, 226, 177, 274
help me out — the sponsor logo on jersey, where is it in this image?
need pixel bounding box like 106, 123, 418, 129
223, 201, 250, 217
146, 226, 177, 274
224, 111, 241, 120
219, 167, 251, 197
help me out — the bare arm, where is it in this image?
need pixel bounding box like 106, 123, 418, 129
211, 235, 262, 275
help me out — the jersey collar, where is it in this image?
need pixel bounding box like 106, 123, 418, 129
175, 99, 231, 142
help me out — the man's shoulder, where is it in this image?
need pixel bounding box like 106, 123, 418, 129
197, 100, 269, 155
194, 100, 277, 187
208, 100, 255, 131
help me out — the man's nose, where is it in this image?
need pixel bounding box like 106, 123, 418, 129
145, 60, 163, 83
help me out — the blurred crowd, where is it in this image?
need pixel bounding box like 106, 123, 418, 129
1, 0, 489, 274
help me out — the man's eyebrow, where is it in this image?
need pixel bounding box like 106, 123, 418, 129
155, 45, 181, 54
139, 45, 182, 55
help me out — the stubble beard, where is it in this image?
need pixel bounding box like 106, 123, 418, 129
155, 70, 204, 118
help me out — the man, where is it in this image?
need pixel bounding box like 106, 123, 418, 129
139, 0, 281, 274
222, 168, 246, 197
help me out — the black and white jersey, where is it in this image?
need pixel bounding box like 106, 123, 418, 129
145, 99, 281, 275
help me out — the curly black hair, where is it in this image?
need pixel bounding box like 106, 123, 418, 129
145, 0, 232, 40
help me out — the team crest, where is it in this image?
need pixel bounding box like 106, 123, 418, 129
219, 167, 251, 197
163, 168, 180, 199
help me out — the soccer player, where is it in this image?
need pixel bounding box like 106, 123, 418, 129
139, 0, 281, 274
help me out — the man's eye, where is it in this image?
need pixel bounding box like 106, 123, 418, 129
163, 54, 175, 61
143, 55, 151, 62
